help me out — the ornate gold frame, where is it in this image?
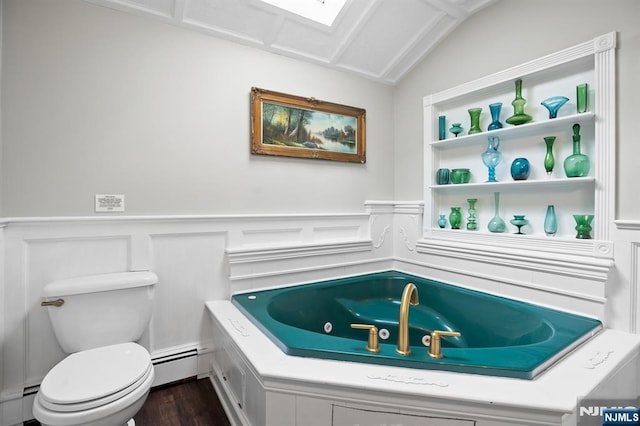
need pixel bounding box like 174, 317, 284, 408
250, 87, 366, 163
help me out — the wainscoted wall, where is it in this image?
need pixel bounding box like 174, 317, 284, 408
0, 202, 398, 424
1, 204, 639, 424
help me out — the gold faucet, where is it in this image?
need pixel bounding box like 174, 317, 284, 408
428, 330, 461, 359
396, 282, 419, 355
351, 323, 381, 353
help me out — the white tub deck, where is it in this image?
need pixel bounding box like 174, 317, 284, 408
206, 300, 640, 425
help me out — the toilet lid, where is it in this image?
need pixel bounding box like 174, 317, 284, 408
39, 342, 152, 406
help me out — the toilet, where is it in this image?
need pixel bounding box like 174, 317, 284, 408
33, 271, 158, 426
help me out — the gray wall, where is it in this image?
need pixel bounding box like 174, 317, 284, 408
1, 0, 394, 217
4, 1, 639, 219
393, 0, 640, 220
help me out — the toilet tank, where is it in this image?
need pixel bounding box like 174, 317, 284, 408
41, 271, 158, 353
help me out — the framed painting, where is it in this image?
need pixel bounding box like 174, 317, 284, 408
250, 87, 366, 163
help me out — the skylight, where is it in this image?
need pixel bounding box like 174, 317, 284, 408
259, 0, 347, 27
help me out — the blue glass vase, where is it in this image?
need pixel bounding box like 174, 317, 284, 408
438, 214, 447, 228
510, 215, 529, 234
488, 102, 503, 130
544, 205, 557, 236
438, 115, 447, 140
450, 123, 463, 137
481, 136, 502, 182
541, 96, 569, 119
510, 157, 530, 180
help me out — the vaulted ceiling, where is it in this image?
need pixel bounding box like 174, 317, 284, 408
85, 0, 496, 85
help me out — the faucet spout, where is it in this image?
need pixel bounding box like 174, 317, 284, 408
396, 282, 419, 355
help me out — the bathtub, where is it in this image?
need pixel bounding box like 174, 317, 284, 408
231, 271, 602, 379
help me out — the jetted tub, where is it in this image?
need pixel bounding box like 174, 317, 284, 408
231, 271, 602, 379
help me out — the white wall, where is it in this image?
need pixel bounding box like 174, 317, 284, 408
393, 0, 640, 221
1, 0, 394, 217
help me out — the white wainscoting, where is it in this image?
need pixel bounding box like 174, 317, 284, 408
0, 207, 397, 425
1, 205, 639, 425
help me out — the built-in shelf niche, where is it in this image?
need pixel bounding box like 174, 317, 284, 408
421, 32, 616, 261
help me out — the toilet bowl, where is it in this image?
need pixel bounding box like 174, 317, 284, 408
34, 271, 158, 426
33, 343, 154, 426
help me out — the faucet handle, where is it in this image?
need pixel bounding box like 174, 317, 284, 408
351, 323, 381, 353
427, 330, 461, 359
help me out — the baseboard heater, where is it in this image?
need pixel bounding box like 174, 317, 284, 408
151, 347, 200, 387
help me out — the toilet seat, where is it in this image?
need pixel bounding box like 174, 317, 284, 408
37, 342, 152, 412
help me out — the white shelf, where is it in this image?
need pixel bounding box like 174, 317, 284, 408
430, 113, 595, 149
430, 176, 595, 193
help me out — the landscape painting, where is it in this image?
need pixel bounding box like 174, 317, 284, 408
250, 87, 366, 163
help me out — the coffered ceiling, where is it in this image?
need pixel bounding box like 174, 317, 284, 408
85, 0, 496, 85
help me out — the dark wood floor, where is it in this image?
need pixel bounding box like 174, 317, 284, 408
26, 377, 231, 426
135, 378, 231, 426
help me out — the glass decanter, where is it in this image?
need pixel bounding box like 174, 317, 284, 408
563, 123, 590, 177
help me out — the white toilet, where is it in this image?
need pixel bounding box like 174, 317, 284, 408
33, 271, 158, 426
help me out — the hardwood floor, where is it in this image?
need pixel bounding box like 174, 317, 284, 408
25, 377, 232, 426
135, 378, 232, 426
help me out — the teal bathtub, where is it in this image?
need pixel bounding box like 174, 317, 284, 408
231, 271, 601, 379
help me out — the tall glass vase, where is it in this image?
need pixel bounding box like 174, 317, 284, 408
505, 79, 532, 126
544, 205, 558, 236
466, 198, 478, 230
468, 108, 482, 134
488, 192, 506, 233
488, 103, 503, 130
563, 123, 590, 177
543, 136, 556, 176
481, 136, 502, 182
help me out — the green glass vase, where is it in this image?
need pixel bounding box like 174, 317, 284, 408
563, 123, 590, 177
573, 214, 594, 239
466, 198, 478, 230
449, 207, 462, 230
505, 79, 532, 126
543, 136, 556, 175
468, 108, 482, 135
